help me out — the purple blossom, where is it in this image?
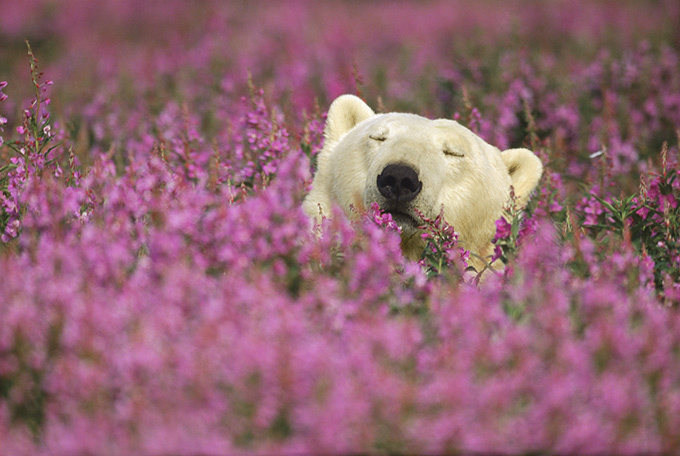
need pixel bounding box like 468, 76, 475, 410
494, 217, 512, 240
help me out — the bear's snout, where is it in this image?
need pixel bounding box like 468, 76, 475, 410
376, 164, 422, 203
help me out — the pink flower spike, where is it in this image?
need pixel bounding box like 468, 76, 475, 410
16, 126, 26, 135
494, 217, 512, 239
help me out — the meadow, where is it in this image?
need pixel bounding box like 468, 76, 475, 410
1, 0, 680, 453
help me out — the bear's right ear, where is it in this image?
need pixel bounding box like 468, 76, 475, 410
324, 95, 375, 146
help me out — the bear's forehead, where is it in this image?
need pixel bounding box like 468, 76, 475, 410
368, 113, 464, 134
365, 113, 475, 150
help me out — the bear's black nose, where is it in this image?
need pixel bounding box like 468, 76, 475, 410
377, 164, 422, 203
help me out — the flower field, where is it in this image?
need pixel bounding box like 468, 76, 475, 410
2, 0, 680, 453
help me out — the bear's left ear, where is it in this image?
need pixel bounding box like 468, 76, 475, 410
324, 95, 375, 147
500, 148, 543, 208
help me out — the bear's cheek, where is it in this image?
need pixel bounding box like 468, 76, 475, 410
425, 173, 474, 219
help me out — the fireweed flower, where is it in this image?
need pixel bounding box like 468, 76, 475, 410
0, 82, 7, 147
0, 117, 6, 148
494, 217, 512, 240
369, 202, 401, 233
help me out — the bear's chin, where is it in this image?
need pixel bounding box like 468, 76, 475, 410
386, 210, 420, 236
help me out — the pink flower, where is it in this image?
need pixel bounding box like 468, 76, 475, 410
494, 217, 512, 240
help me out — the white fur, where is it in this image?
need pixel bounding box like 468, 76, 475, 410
303, 94, 543, 272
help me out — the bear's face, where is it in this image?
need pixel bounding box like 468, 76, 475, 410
357, 114, 512, 243
304, 95, 543, 270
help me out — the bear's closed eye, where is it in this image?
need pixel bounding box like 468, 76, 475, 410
442, 145, 464, 157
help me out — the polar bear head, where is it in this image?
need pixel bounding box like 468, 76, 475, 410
303, 94, 543, 272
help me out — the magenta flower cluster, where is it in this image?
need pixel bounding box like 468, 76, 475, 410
417, 209, 471, 279
0, 82, 6, 149
1, 1, 680, 454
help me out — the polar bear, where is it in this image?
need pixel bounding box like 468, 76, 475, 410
303, 94, 542, 274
